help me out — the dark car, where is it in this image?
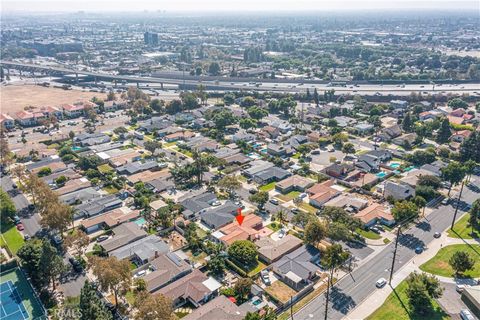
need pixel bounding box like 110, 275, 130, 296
69, 257, 83, 273
433, 232, 441, 238
415, 247, 424, 254
249, 188, 257, 194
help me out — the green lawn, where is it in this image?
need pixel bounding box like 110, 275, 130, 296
298, 202, 317, 214
367, 280, 448, 320
448, 213, 479, 239
277, 191, 301, 202
259, 182, 276, 192
1, 223, 25, 254
292, 153, 301, 159
98, 163, 114, 174
103, 185, 119, 194
266, 222, 282, 232
356, 228, 382, 240
420, 244, 480, 278
163, 141, 177, 148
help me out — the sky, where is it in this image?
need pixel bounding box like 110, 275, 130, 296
2, 0, 479, 13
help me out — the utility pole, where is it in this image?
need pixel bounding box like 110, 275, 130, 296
451, 181, 465, 230
290, 296, 293, 320
389, 225, 402, 285
324, 268, 334, 320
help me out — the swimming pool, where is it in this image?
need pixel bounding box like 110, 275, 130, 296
376, 172, 387, 178
404, 166, 416, 172
134, 217, 147, 226
71, 146, 82, 151
389, 162, 401, 168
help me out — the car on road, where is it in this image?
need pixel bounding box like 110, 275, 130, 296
441, 198, 449, 205
415, 246, 424, 254
460, 309, 475, 320
269, 199, 279, 205
260, 270, 271, 286
16, 223, 24, 231
376, 278, 387, 288
433, 232, 441, 238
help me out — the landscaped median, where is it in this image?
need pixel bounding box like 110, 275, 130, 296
420, 244, 480, 278
367, 279, 448, 320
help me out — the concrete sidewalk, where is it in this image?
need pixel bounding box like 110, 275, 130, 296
346, 231, 480, 319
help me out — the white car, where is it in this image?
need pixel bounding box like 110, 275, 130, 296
376, 278, 387, 288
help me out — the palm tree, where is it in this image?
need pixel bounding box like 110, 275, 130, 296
276, 210, 288, 227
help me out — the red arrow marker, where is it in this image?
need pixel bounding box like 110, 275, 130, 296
236, 208, 244, 226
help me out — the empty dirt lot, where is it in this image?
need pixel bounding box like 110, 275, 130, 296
1, 84, 107, 114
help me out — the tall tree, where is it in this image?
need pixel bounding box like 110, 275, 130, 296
133, 291, 175, 320
233, 277, 253, 303
405, 272, 443, 316
441, 161, 466, 196
449, 251, 475, 276
90, 256, 131, 307
402, 112, 413, 132
322, 244, 349, 320
436, 118, 451, 144
228, 240, 258, 265
304, 220, 328, 248
218, 175, 241, 198
39, 240, 66, 291
391, 200, 419, 222
79, 281, 112, 320
248, 191, 269, 208
0, 189, 16, 222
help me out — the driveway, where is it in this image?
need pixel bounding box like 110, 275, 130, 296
436, 282, 469, 316
59, 256, 87, 297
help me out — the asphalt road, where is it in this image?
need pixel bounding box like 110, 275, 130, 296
294, 175, 480, 320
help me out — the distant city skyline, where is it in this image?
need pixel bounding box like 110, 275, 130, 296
2, 0, 479, 13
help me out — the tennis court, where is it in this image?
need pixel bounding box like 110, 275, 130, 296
0, 268, 46, 320
1, 280, 29, 320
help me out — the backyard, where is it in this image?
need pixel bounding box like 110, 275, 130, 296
265, 279, 297, 304
276, 191, 301, 202
367, 280, 448, 320
420, 244, 480, 278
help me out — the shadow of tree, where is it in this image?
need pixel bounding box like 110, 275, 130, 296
329, 286, 357, 314
398, 233, 425, 251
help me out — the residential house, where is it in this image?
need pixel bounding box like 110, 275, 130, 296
156, 269, 221, 308
261, 126, 280, 139
164, 130, 196, 142
140, 252, 192, 293
275, 175, 315, 194
212, 214, 265, 245
100, 222, 148, 252
74, 133, 111, 147
307, 180, 341, 209
200, 201, 241, 230
354, 123, 374, 135
450, 130, 472, 143
74, 194, 123, 219
117, 160, 159, 175
60, 187, 101, 205
323, 163, 354, 179
392, 133, 417, 146
252, 166, 291, 185
0, 113, 15, 129
390, 100, 408, 110
179, 191, 217, 220
62, 101, 98, 118
109, 235, 169, 265
323, 194, 368, 213
14, 110, 45, 127
256, 235, 303, 264
54, 178, 91, 196
80, 207, 140, 233
272, 245, 320, 291
355, 203, 395, 227
182, 295, 246, 320
383, 181, 415, 200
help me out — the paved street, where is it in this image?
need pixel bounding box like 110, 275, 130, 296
294, 175, 480, 320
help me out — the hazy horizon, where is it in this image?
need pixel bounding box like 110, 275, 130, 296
2, 0, 479, 13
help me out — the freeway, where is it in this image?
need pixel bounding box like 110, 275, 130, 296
294, 176, 480, 320
2, 61, 480, 95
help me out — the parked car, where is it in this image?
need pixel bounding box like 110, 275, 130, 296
16, 223, 24, 231
460, 309, 475, 320
441, 198, 450, 205
269, 199, 279, 205
97, 235, 109, 242
299, 193, 307, 199
249, 188, 258, 194
370, 227, 380, 234
13, 215, 21, 224
415, 246, 424, 254
433, 232, 441, 238
69, 257, 83, 273
260, 270, 271, 286
376, 278, 387, 288
278, 229, 286, 239
456, 284, 471, 293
